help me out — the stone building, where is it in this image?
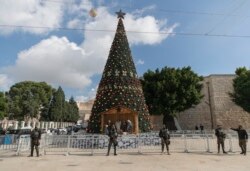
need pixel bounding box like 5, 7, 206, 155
177, 74, 250, 130
76, 99, 94, 123
77, 75, 250, 130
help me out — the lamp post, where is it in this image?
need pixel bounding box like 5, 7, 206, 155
206, 81, 214, 129
60, 96, 63, 128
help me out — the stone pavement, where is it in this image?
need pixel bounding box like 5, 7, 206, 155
0, 151, 250, 171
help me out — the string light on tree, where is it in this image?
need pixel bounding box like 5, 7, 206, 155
88, 10, 151, 133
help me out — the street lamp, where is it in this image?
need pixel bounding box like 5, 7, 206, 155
206, 81, 214, 129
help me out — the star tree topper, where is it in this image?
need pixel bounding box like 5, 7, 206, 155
116, 9, 126, 19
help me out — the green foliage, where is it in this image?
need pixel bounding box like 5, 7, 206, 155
8, 81, 55, 120
6, 82, 79, 122
47, 87, 79, 122
0, 92, 7, 119
48, 86, 65, 122
39, 103, 51, 121
65, 97, 79, 122
232, 67, 250, 112
235, 67, 248, 76
141, 66, 203, 118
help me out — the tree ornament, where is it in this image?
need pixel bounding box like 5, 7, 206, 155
89, 8, 97, 18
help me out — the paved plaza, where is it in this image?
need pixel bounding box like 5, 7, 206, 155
0, 151, 250, 171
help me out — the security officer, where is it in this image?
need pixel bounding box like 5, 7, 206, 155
29, 127, 41, 157
231, 125, 248, 155
215, 125, 227, 154
159, 125, 170, 155
106, 124, 118, 156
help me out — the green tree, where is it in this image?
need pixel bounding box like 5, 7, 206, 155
64, 97, 79, 122
8, 81, 54, 120
21, 90, 39, 118
141, 66, 203, 126
232, 67, 250, 112
88, 13, 151, 133
48, 86, 65, 122
40, 102, 51, 121
0, 92, 7, 119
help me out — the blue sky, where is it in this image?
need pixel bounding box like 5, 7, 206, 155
0, 0, 250, 101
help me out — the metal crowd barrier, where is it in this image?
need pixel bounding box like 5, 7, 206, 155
42, 133, 250, 155
16, 135, 30, 155
0, 135, 19, 151
1, 131, 249, 156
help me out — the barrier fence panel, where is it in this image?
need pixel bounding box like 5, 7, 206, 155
185, 134, 207, 152
0, 135, 19, 151
68, 135, 140, 154
44, 135, 68, 154
206, 135, 218, 152
114, 135, 138, 153
91, 135, 107, 154
230, 135, 242, 152
138, 135, 161, 153
169, 134, 186, 152
229, 134, 250, 153
70, 135, 105, 155
12, 132, 250, 156
16, 135, 30, 155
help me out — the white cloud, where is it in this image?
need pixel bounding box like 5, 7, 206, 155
75, 87, 96, 102
0, 74, 12, 91
70, 6, 179, 46
125, 15, 179, 45
4, 36, 93, 89
75, 95, 88, 102
66, 0, 92, 15
1, 1, 178, 93
67, 18, 83, 29
136, 59, 145, 65
78, 6, 179, 77
0, 0, 64, 35
131, 5, 156, 17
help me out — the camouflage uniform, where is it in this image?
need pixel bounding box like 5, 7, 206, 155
107, 125, 118, 156
215, 127, 227, 154
231, 126, 248, 155
30, 127, 41, 157
159, 126, 170, 155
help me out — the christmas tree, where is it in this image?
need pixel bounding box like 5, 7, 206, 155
88, 10, 151, 133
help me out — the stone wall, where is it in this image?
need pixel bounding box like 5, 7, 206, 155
177, 77, 212, 130
149, 115, 163, 131
77, 99, 94, 122
210, 75, 250, 129
177, 75, 250, 130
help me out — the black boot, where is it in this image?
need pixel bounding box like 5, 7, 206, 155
106, 150, 110, 156
36, 146, 39, 157
106, 148, 110, 156
114, 146, 117, 156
